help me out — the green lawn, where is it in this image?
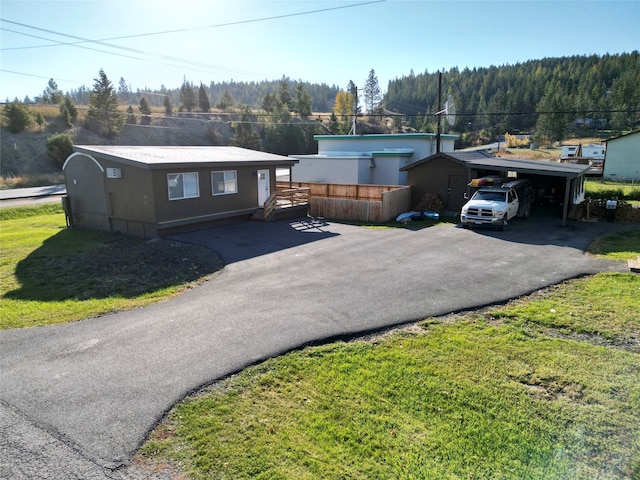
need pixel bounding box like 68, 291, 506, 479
0, 204, 222, 329
3, 204, 639, 478
585, 179, 640, 201
136, 233, 640, 479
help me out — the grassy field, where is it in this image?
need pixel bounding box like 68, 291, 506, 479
135, 232, 640, 479
3, 204, 639, 478
585, 179, 640, 201
0, 204, 222, 329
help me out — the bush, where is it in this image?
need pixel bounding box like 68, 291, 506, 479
3, 101, 33, 133
505, 132, 531, 148
47, 133, 74, 168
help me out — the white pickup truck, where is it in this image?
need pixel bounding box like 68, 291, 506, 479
460, 179, 533, 230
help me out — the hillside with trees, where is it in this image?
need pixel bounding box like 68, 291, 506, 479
2, 53, 639, 184
384, 52, 639, 146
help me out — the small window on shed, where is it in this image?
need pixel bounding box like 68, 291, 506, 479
212, 171, 237, 195
168, 172, 199, 200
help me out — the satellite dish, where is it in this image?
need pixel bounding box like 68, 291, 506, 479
444, 95, 456, 126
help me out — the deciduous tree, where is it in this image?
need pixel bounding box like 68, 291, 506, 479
334, 91, 354, 120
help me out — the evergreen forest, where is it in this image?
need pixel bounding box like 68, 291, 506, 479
384, 52, 639, 142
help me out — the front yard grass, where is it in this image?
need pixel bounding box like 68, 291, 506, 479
136, 233, 640, 479
0, 204, 223, 329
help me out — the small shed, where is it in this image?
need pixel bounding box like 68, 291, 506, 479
400, 151, 589, 226
62, 145, 298, 238
603, 131, 640, 181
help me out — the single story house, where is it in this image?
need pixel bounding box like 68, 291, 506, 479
603, 131, 640, 181
62, 145, 298, 238
400, 151, 589, 226
290, 133, 458, 186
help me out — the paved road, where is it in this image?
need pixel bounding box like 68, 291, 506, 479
0, 215, 630, 478
0, 185, 66, 209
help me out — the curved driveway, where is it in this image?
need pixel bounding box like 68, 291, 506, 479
0, 216, 629, 477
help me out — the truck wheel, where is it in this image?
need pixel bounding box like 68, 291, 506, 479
499, 214, 508, 231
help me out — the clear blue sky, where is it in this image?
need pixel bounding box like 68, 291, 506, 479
1, 0, 638, 102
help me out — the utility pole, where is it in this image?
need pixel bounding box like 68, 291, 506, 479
349, 86, 358, 135
436, 71, 442, 153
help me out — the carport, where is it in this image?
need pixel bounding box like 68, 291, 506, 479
401, 151, 590, 226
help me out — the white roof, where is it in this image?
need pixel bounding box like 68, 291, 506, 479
73, 145, 297, 169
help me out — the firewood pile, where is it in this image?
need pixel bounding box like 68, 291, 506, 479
413, 193, 445, 213
587, 199, 640, 223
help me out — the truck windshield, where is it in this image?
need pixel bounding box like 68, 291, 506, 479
472, 191, 507, 202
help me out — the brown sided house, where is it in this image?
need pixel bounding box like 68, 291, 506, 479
62, 145, 299, 238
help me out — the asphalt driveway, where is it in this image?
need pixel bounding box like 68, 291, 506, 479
0, 215, 630, 478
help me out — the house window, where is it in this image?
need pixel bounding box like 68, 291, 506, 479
168, 172, 199, 200
212, 171, 237, 195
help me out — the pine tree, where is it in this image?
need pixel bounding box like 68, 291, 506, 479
45, 78, 63, 104
198, 83, 210, 112
4, 100, 32, 133
164, 96, 173, 116
363, 69, 381, 113
230, 106, 261, 150
179, 77, 197, 112
126, 105, 137, 124
278, 76, 292, 111
262, 93, 277, 113
87, 69, 124, 137
60, 105, 72, 128
216, 90, 234, 111
138, 97, 152, 125
294, 83, 312, 118
60, 95, 78, 123
118, 77, 131, 103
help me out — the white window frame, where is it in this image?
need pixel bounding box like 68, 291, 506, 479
167, 172, 199, 200
211, 170, 238, 196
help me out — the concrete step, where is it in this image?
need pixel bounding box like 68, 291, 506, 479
628, 255, 640, 274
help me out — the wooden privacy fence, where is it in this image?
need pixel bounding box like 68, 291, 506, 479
281, 182, 411, 222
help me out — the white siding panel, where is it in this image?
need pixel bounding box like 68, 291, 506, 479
604, 132, 640, 181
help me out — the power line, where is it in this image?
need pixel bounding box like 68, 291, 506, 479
1, 1, 385, 51
0, 25, 258, 77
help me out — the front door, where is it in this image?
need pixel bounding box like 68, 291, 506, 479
257, 169, 270, 206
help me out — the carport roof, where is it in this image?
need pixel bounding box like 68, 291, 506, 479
72, 145, 298, 169
401, 151, 590, 178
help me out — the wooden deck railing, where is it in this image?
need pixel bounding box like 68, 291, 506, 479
263, 186, 311, 220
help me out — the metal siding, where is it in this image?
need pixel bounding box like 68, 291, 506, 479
102, 161, 156, 223
604, 133, 640, 180
63, 155, 110, 231
153, 165, 262, 223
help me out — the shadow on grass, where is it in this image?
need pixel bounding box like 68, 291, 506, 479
4, 229, 224, 302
